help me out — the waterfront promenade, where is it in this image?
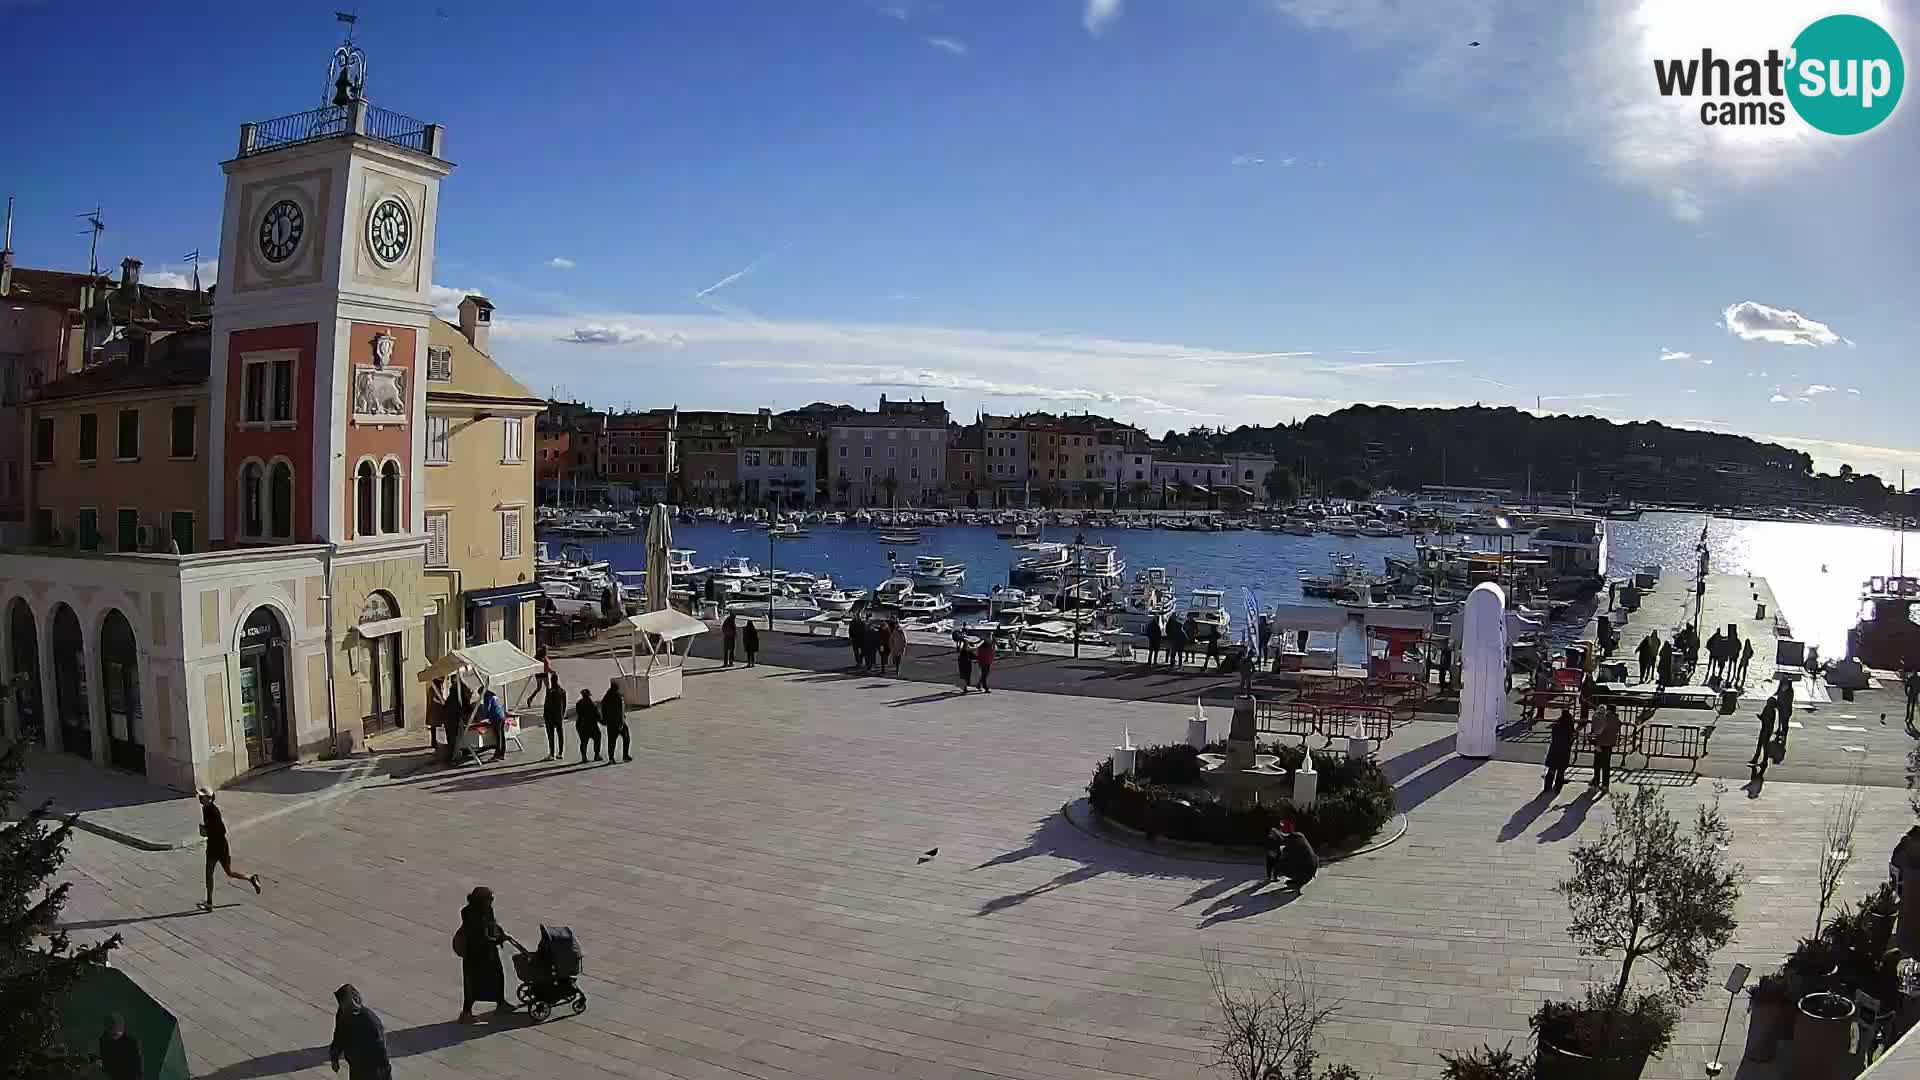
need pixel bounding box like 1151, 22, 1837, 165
47, 652, 1919, 1079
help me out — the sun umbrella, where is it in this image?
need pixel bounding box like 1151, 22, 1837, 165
644, 503, 673, 615
60, 966, 191, 1079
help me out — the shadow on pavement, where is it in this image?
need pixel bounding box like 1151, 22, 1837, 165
1198, 879, 1301, 927
886, 689, 969, 708
1497, 788, 1556, 842
1379, 732, 1457, 783
60, 905, 236, 931
1393, 756, 1484, 814
198, 1018, 510, 1079
977, 863, 1105, 916
1536, 788, 1600, 842
423, 761, 593, 794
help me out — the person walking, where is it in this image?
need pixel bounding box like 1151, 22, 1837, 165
1737, 637, 1755, 685
1256, 614, 1273, 667
1590, 703, 1621, 792
975, 637, 995, 693
1749, 697, 1779, 780
1165, 616, 1187, 670
574, 688, 602, 763
97, 1014, 142, 1080
721, 613, 738, 667
889, 621, 908, 675
197, 788, 262, 912
428, 675, 450, 755
519, 647, 553, 709
1636, 632, 1657, 683
601, 679, 630, 764
876, 622, 893, 673
454, 887, 517, 1023
1774, 679, 1795, 755
1904, 669, 1920, 727
955, 635, 974, 692
480, 688, 508, 763
742, 619, 760, 667
1705, 630, 1725, 681
1656, 639, 1675, 689
1203, 632, 1220, 673
541, 677, 567, 761
1543, 708, 1575, 792
329, 983, 392, 1080
1144, 616, 1162, 667
848, 615, 868, 670
1183, 613, 1201, 666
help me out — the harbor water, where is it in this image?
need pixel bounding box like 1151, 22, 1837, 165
554, 512, 1907, 659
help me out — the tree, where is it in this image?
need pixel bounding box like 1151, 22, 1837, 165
1815, 783, 1866, 935
1557, 786, 1742, 1017
1839, 463, 1855, 480
833, 475, 851, 507
1079, 480, 1105, 508
881, 473, 899, 508
1129, 480, 1151, 508
1329, 475, 1368, 500
1204, 949, 1359, 1080
0, 741, 122, 1078
1263, 466, 1299, 506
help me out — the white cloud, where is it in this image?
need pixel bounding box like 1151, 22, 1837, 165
140, 262, 216, 291
1696, 357, 1713, 365
1804, 383, 1836, 396
1280, 156, 1298, 167
1769, 394, 1791, 403
546, 257, 576, 270
1230, 153, 1266, 167
1264, 0, 1900, 222
1722, 301, 1847, 347
1308, 358, 1464, 374
557, 324, 688, 347
925, 35, 968, 55
1084, 0, 1122, 35
1658, 348, 1691, 362
429, 284, 486, 318
1846, 387, 1861, 395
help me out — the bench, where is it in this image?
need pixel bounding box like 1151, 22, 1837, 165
1636, 722, 1714, 773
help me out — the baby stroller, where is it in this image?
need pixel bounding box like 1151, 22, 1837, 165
511, 925, 587, 1022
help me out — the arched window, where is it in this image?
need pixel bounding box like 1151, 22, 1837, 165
269, 462, 293, 539
380, 460, 402, 534
240, 461, 264, 537
356, 460, 377, 536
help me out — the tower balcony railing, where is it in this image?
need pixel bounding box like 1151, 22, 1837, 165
238, 101, 441, 159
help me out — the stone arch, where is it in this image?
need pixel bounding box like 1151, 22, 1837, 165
97, 608, 144, 774
4, 596, 45, 745
49, 603, 90, 761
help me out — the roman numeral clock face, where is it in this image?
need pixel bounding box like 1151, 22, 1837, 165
367, 196, 412, 266
258, 199, 303, 263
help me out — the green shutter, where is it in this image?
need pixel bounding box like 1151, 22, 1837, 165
117, 509, 138, 551
169, 511, 195, 555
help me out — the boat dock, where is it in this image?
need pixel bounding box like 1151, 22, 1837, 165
1598, 569, 1790, 696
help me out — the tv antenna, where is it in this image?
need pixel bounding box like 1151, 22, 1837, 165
77, 207, 105, 277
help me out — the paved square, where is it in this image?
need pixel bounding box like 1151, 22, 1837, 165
53, 656, 1920, 1079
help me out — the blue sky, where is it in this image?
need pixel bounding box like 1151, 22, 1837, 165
8, 1, 1918, 477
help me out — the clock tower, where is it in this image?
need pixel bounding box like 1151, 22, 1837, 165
208, 30, 453, 745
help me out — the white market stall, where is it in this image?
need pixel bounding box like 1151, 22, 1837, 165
435, 640, 543, 760
612, 608, 707, 706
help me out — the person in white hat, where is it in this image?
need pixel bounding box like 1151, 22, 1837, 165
198, 788, 261, 911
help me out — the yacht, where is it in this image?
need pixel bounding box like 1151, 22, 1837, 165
911, 554, 966, 589
1186, 587, 1231, 638
872, 576, 916, 607
896, 592, 953, 618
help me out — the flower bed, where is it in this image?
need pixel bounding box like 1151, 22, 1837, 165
1086, 741, 1395, 853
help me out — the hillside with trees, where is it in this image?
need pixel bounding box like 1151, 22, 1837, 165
1161, 405, 1911, 513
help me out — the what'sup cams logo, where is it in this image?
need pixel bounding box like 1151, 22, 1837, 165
1654, 13, 1904, 134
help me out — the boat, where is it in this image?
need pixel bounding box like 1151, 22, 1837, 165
1075, 544, 1126, 585
770, 521, 809, 539
732, 577, 792, 602
814, 589, 864, 612
949, 591, 992, 611
666, 549, 709, 579
876, 529, 922, 544
1848, 576, 1920, 670
898, 616, 955, 634
1185, 587, 1231, 638
713, 555, 761, 582
911, 554, 966, 589
1321, 516, 1362, 537
726, 598, 824, 621
1280, 517, 1317, 536
1119, 567, 1177, 632
997, 522, 1037, 540
896, 592, 953, 618
1524, 515, 1608, 597
1010, 541, 1070, 583
872, 576, 916, 607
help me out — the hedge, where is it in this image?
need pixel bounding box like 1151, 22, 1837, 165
1087, 742, 1395, 852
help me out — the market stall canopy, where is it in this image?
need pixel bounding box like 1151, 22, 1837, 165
1267, 604, 1350, 633
453, 640, 543, 688
415, 653, 464, 684
624, 608, 708, 642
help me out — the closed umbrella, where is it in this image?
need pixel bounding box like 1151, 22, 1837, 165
644, 503, 672, 614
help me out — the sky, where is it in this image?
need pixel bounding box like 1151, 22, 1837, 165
6, 1, 1919, 479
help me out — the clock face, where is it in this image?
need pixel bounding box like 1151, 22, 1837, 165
258, 200, 304, 263
367, 197, 412, 266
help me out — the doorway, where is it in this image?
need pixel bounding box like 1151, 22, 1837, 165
100, 610, 144, 774
359, 592, 403, 734
239, 607, 290, 771
7, 599, 43, 745
50, 604, 89, 760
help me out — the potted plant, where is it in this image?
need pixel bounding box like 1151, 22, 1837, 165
1741, 973, 1792, 1063
1439, 1044, 1532, 1080
1786, 936, 1840, 995
1789, 990, 1856, 1079
1537, 786, 1743, 1080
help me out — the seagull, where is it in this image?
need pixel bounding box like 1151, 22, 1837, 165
917, 847, 939, 864
1469, 40, 1481, 47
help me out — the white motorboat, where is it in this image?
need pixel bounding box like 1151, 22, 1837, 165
1321, 516, 1362, 537
1280, 517, 1317, 536
714, 555, 761, 582
1010, 541, 1070, 581
1186, 587, 1231, 638
667, 549, 709, 578
872, 576, 916, 607
814, 589, 864, 612
898, 616, 955, 634
732, 577, 793, 602
911, 554, 966, 589
948, 591, 992, 611
770, 521, 809, 539
896, 592, 952, 618
997, 522, 1037, 540
1119, 567, 1176, 632
876, 528, 922, 544
726, 598, 823, 621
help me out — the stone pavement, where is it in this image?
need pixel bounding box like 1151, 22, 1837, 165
49, 655, 1920, 1079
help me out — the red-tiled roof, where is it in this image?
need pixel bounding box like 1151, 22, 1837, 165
5, 267, 210, 328
33, 328, 210, 403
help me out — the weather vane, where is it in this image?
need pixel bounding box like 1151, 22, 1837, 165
325, 11, 368, 106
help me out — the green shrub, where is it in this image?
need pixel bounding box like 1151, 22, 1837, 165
1532, 988, 1677, 1062
1439, 1044, 1532, 1080
1086, 744, 1394, 852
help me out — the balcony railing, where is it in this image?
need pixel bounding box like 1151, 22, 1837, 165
240, 102, 437, 158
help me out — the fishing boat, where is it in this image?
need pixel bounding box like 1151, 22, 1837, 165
1010, 541, 1070, 584
911, 554, 966, 589
1075, 544, 1126, 586
872, 576, 916, 607
726, 597, 824, 620
896, 592, 953, 618
1186, 587, 1231, 638
1118, 567, 1177, 632
1848, 576, 1920, 670
876, 528, 922, 544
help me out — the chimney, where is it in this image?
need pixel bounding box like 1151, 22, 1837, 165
458, 294, 494, 353
121, 256, 142, 291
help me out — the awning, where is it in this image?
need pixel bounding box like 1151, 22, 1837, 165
1236, 486, 1258, 496
354, 616, 410, 639
1189, 484, 1212, 494
623, 608, 708, 643
452, 640, 543, 688
465, 581, 544, 608
416, 653, 465, 683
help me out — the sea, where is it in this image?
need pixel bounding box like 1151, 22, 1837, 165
552, 512, 1911, 660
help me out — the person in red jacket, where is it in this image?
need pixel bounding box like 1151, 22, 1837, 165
974, 637, 995, 693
